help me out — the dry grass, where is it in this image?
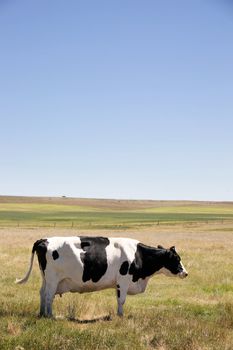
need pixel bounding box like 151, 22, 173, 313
0, 220, 233, 349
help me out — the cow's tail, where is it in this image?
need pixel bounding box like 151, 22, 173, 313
15, 240, 40, 284
15, 251, 35, 284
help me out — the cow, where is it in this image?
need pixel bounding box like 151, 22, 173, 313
16, 236, 188, 318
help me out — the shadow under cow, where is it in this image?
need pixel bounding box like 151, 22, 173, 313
56, 314, 112, 324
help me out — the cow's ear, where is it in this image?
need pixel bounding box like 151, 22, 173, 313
170, 246, 176, 252
157, 245, 165, 249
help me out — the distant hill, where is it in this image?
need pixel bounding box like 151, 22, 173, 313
0, 195, 231, 210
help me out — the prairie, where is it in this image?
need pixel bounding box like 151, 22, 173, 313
0, 196, 233, 349
0, 196, 233, 229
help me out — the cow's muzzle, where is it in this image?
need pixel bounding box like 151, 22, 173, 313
179, 271, 188, 279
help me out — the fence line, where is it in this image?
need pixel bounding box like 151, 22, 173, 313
0, 219, 233, 229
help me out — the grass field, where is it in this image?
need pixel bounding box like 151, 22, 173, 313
0, 196, 233, 229
0, 196, 233, 349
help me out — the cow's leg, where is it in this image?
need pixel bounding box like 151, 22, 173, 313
116, 282, 129, 317
39, 279, 46, 317
44, 281, 57, 317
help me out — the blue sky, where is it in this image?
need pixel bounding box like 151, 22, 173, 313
1, 0, 233, 200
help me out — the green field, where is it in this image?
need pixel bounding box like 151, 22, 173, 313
0, 198, 233, 229
0, 197, 233, 349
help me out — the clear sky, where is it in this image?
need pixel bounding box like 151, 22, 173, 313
1, 0, 233, 201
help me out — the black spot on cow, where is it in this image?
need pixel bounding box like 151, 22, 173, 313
116, 284, 121, 298
32, 239, 48, 274
80, 236, 110, 283
52, 250, 59, 260
80, 241, 90, 249
119, 261, 129, 275
129, 243, 165, 282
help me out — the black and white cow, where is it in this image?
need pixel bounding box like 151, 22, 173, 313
16, 236, 188, 317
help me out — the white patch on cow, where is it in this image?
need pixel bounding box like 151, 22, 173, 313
128, 277, 150, 295
179, 261, 188, 279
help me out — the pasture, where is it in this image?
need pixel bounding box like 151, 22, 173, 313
0, 197, 233, 349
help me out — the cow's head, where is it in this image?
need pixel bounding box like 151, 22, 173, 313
157, 245, 188, 278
